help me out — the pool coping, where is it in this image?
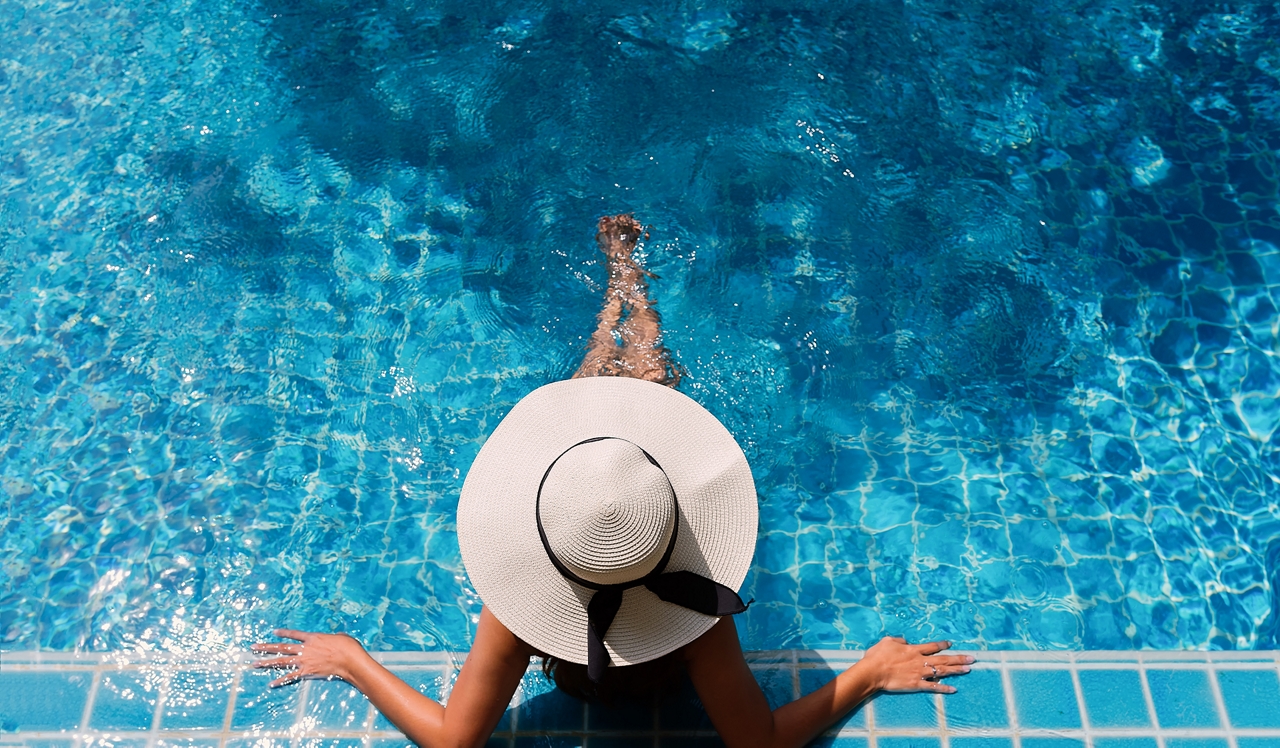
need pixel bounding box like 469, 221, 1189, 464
1, 649, 1278, 746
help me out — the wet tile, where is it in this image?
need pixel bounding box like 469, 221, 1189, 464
161, 669, 233, 730
878, 738, 940, 748
873, 692, 936, 727
1022, 740, 1084, 748
1216, 669, 1280, 727
0, 671, 92, 731
304, 678, 371, 729
1092, 739, 1158, 748
943, 669, 1007, 728
1164, 740, 1229, 748
230, 670, 303, 730
951, 740, 1011, 748
1078, 669, 1151, 727
1009, 669, 1080, 729
1146, 670, 1219, 728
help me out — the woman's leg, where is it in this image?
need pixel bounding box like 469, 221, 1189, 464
572, 214, 682, 388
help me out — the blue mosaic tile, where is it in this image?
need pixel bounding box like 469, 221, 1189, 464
370, 740, 417, 748
89, 670, 160, 730
160, 669, 234, 730
950, 739, 1011, 748
1009, 670, 1080, 729
943, 669, 1007, 728
1164, 740, 1230, 748
304, 679, 371, 729
1078, 669, 1151, 727
1216, 669, 1280, 727
878, 738, 941, 748
799, 668, 866, 729
230, 671, 304, 730
1146, 670, 1219, 728
587, 698, 655, 730
1021, 740, 1085, 748
1092, 739, 1158, 748
0, 671, 91, 731
873, 692, 936, 727
1237, 740, 1280, 748
297, 740, 366, 748
153, 741, 220, 748
81, 739, 148, 748
225, 740, 291, 748
9, 741, 75, 748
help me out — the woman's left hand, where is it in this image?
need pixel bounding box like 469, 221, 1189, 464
250, 629, 373, 688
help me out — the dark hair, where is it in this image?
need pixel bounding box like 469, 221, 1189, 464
541, 651, 686, 705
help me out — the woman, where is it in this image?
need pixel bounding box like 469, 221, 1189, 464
252, 215, 973, 747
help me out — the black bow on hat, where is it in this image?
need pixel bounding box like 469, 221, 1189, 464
535, 437, 750, 683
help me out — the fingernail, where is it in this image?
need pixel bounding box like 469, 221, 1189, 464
965, 656, 976, 664
962, 666, 971, 673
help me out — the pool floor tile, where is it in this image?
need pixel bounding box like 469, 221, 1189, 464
872, 691, 937, 727
1164, 740, 1230, 748
950, 739, 1012, 748
1092, 739, 1158, 748
88, 670, 161, 730
1217, 669, 1280, 727
877, 737, 941, 748
1146, 669, 1220, 728
944, 669, 1008, 728
0, 671, 92, 732
1010, 669, 1081, 729
160, 670, 234, 730
1078, 669, 1151, 728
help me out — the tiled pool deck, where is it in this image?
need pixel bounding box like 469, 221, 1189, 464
1, 650, 1278, 747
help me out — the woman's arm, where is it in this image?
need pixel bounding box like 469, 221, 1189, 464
683, 617, 973, 748
251, 606, 534, 748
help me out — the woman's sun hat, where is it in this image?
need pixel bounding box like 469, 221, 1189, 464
457, 376, 758, 680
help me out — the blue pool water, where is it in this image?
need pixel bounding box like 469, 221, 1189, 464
0, 0, 1278, 659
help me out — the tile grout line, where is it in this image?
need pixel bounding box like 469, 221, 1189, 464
75, 667, 104, 748
1000, 651, 1021, 748
1136, 654, 1164, 748
1069, 652, 1093, 748
1204, 663, 1235, 748
149, 669, 170, 748
936, 687, 950, 748
220, 666, 243, 748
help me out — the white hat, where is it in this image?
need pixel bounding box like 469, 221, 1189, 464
457, 377, 758, 679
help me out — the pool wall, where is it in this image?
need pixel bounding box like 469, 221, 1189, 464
2, 649, 1279, 747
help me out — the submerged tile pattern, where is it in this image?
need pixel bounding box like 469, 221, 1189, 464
2, 650, 1277, 747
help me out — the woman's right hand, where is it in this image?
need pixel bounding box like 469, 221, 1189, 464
250, 629, 374, 688
858, 635, 973, 694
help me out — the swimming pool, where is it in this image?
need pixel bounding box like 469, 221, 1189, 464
1, 0, 1278, 666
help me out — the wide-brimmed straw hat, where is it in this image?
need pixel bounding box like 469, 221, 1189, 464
457, 377, 757, 679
